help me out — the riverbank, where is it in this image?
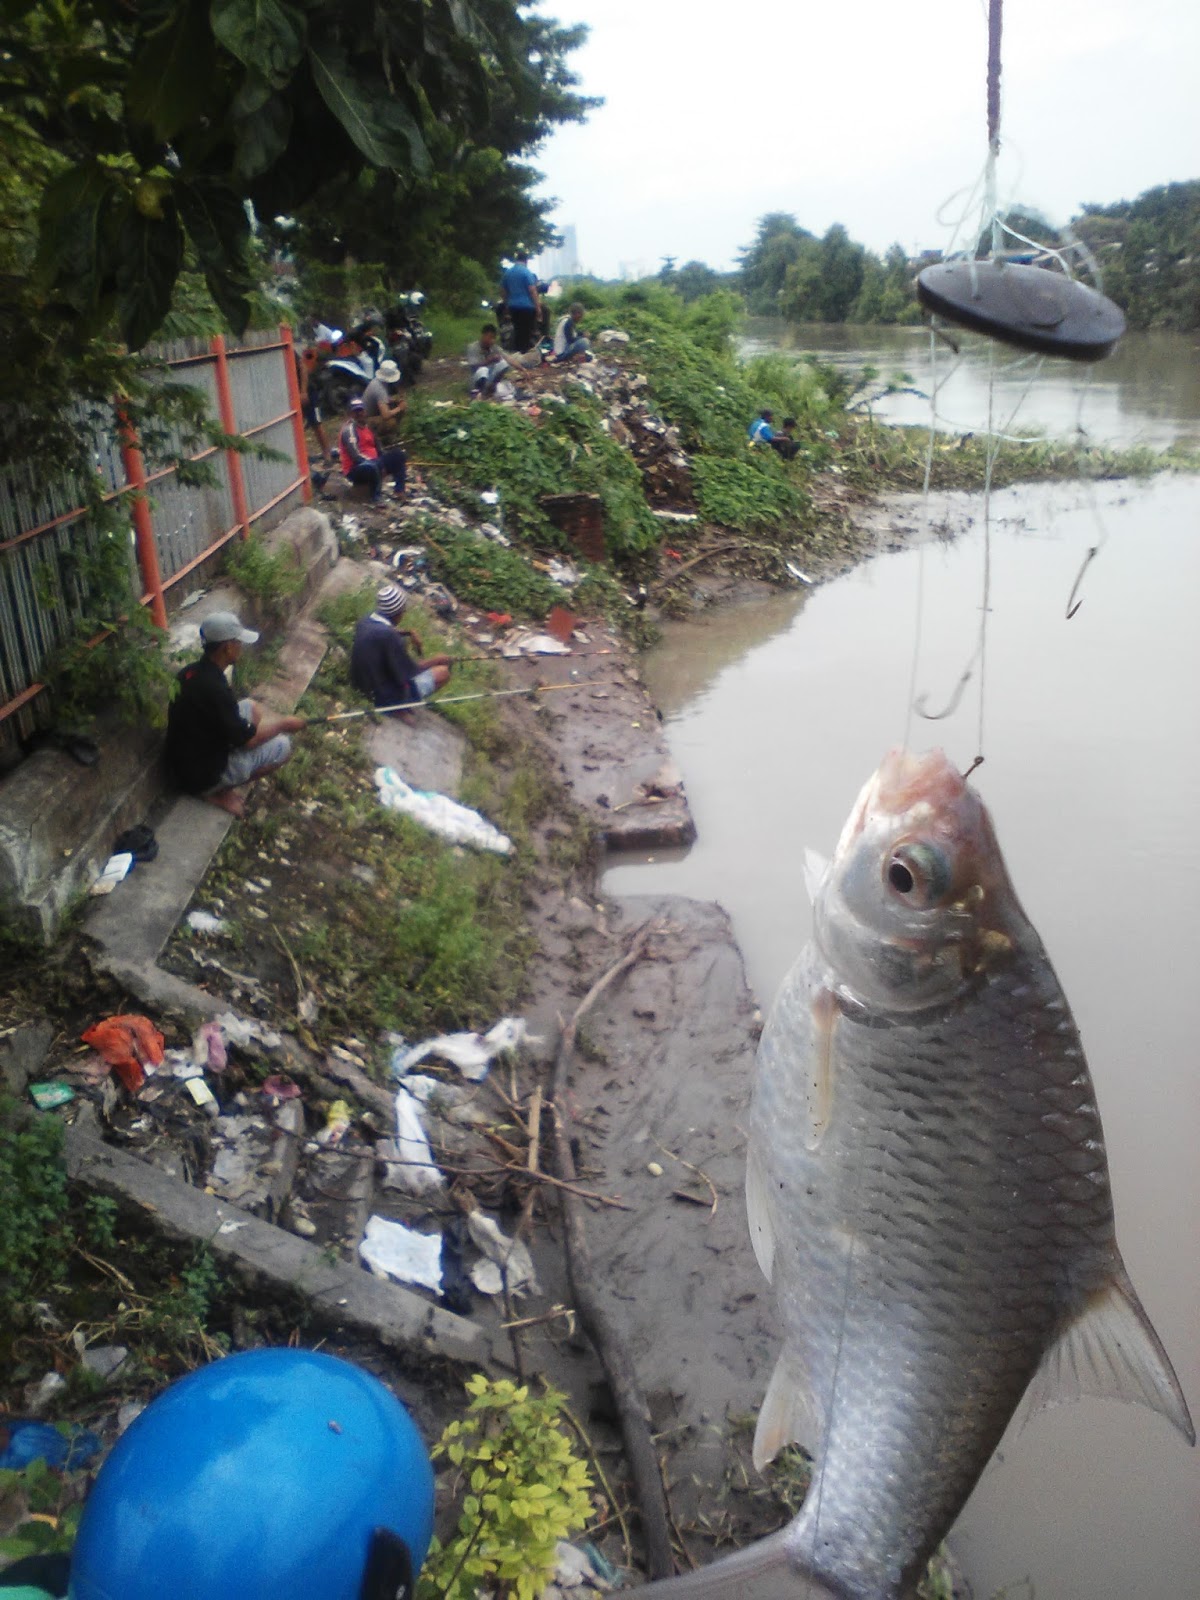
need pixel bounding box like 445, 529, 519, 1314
4, 302, 1188, 1590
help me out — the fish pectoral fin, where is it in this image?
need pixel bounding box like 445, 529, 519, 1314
753, 1350, 824, 1472
1021, 1266, 1195, 1445
803, 848, 830, 904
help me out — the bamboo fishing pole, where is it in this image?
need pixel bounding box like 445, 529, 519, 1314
440, 646, 616, 665
305, 680, 619, 725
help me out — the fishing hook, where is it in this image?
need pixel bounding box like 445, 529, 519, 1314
1065, 543, 1098, 619
914, 651, 979, 722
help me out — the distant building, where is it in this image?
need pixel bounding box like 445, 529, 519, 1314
531, 225, 581, 281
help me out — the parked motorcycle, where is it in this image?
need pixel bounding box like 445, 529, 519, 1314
384, 293, 433, 381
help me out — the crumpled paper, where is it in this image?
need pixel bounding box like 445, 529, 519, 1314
359, 1215, 444, 1293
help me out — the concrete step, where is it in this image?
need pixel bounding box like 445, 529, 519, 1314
84, 554, 365, 997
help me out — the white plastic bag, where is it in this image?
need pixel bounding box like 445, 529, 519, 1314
374, 768, 512, 855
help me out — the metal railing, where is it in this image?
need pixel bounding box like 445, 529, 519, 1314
0, 326, 311, 744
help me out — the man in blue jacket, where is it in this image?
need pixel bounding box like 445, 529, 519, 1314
500, 252, 541, 353
349, 585, 452, 711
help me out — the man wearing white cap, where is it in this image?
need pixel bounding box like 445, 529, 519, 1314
164, 612, 306, 817
349, 585, 452, 712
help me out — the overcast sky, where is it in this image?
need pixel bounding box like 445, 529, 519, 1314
531, 0, 1200, 278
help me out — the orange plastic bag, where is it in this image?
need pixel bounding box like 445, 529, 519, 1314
80, 1015, 165, 1093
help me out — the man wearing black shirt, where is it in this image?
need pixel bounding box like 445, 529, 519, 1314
349, 585, 452, 711
165, 612, 306, 817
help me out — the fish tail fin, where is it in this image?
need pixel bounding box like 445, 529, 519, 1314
634, 1530, 841, 1600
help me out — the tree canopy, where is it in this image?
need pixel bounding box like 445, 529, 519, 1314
0, 0, 594, 351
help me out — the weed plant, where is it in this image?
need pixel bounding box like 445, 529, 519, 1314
225, 530, 307, 623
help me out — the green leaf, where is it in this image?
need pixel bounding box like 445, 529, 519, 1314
115, 201, 185, 349
175, 179, 254, 332
233, 94, 292, 179
211, 0, 305, 86
309, 46, 428, 172
126, 1, 217, 140
34, 162, 117, 312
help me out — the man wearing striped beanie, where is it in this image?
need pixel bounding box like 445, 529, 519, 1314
349, 584, 453, 711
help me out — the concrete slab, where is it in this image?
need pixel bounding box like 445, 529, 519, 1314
86, 556, 364, 989
65, 1118, 492, 1369
0, 720, 163, 943
85, 796, 232, 968
365, 714, 467, 798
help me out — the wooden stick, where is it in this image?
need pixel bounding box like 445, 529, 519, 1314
550, 920, 675, 1580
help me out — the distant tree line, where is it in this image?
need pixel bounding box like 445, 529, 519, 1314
652, 179, 1198, 332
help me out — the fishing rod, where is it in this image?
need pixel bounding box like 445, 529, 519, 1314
438, 647, 617, 665
305, 680, 620, 725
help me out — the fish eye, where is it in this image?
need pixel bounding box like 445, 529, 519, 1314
885, 843, 952, 905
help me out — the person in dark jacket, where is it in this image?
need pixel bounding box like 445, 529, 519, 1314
164, 612, 305, 817
348, 585, 453, 711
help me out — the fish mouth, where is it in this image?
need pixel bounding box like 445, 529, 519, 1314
835, 748, 968, 860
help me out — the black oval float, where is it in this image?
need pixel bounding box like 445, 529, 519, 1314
916, 259, 1126, 361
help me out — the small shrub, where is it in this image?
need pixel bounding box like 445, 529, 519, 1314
424, 527, 560, 618
420, 1376, 593, 1600
691, 455, 809, 531
0, 1099, 69, 1315
225, 532, 305, 623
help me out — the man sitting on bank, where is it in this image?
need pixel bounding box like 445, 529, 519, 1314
339, 396, 407, 501
362, 359, 407, 442
466, 324, 510, 397
165, 612, 306, 818
552, 302, 590, 363
349, 584, 453, 712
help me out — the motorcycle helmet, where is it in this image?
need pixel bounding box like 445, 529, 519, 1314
68, 1348, 434, 1600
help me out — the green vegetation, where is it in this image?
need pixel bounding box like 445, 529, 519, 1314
0, 1098, 69, 1316
225, 529, 307, 623
406, 390, 660, 557
420, 1375, 593, 1600
422, 525, 563, 618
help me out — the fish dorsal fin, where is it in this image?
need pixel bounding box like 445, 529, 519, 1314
753, 1349, 824, 1471
745, 1146, 775, 1284
1021, 1267, 1195, 1445
803, 849, 829, 904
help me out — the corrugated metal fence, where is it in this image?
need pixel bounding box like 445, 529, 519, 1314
0, 326, 310, 745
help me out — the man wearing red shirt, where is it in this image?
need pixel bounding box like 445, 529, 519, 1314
338, 397, 407, 501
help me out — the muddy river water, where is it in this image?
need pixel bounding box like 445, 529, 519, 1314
606, 335, 1200, 1598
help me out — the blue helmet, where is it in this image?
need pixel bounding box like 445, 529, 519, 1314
69, 1348, 434, 1600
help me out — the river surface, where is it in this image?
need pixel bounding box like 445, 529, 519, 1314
607, 333, 1200, 1599
740, 320, 1200, 451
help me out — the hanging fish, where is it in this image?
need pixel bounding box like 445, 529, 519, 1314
642, 749, 1193, 1600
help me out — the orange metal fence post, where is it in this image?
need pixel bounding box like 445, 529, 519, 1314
280, 323, 313, 504
118, 411, 168, 629
211, 334, 252, 538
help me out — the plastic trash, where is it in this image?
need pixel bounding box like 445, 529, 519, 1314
358, 1216, 443, 1294
185, 1078, 219, 1118
216, 1012, 283, 1052
374, 768, 512, 856
439, 1218, 474, 1315
398, 1016, 530, 1082
28, 1083, 75, 1110
90, 852, 133, 896
24, 1372, 66, 1415
378, 1087, 443, 1195
403, 1075, 487, 1127
80, 1345, 128, 1383
81, 1015, 165, 1094
316, 1100, 352, 1146
186, 910, 227, 935
466, 1210, 539, 1297
193, 1021, 227, 1074
500, 631, 571, 658
0, 1419, 102, 1471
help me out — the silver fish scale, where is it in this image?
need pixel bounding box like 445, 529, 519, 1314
751, 938, 1114, 1600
